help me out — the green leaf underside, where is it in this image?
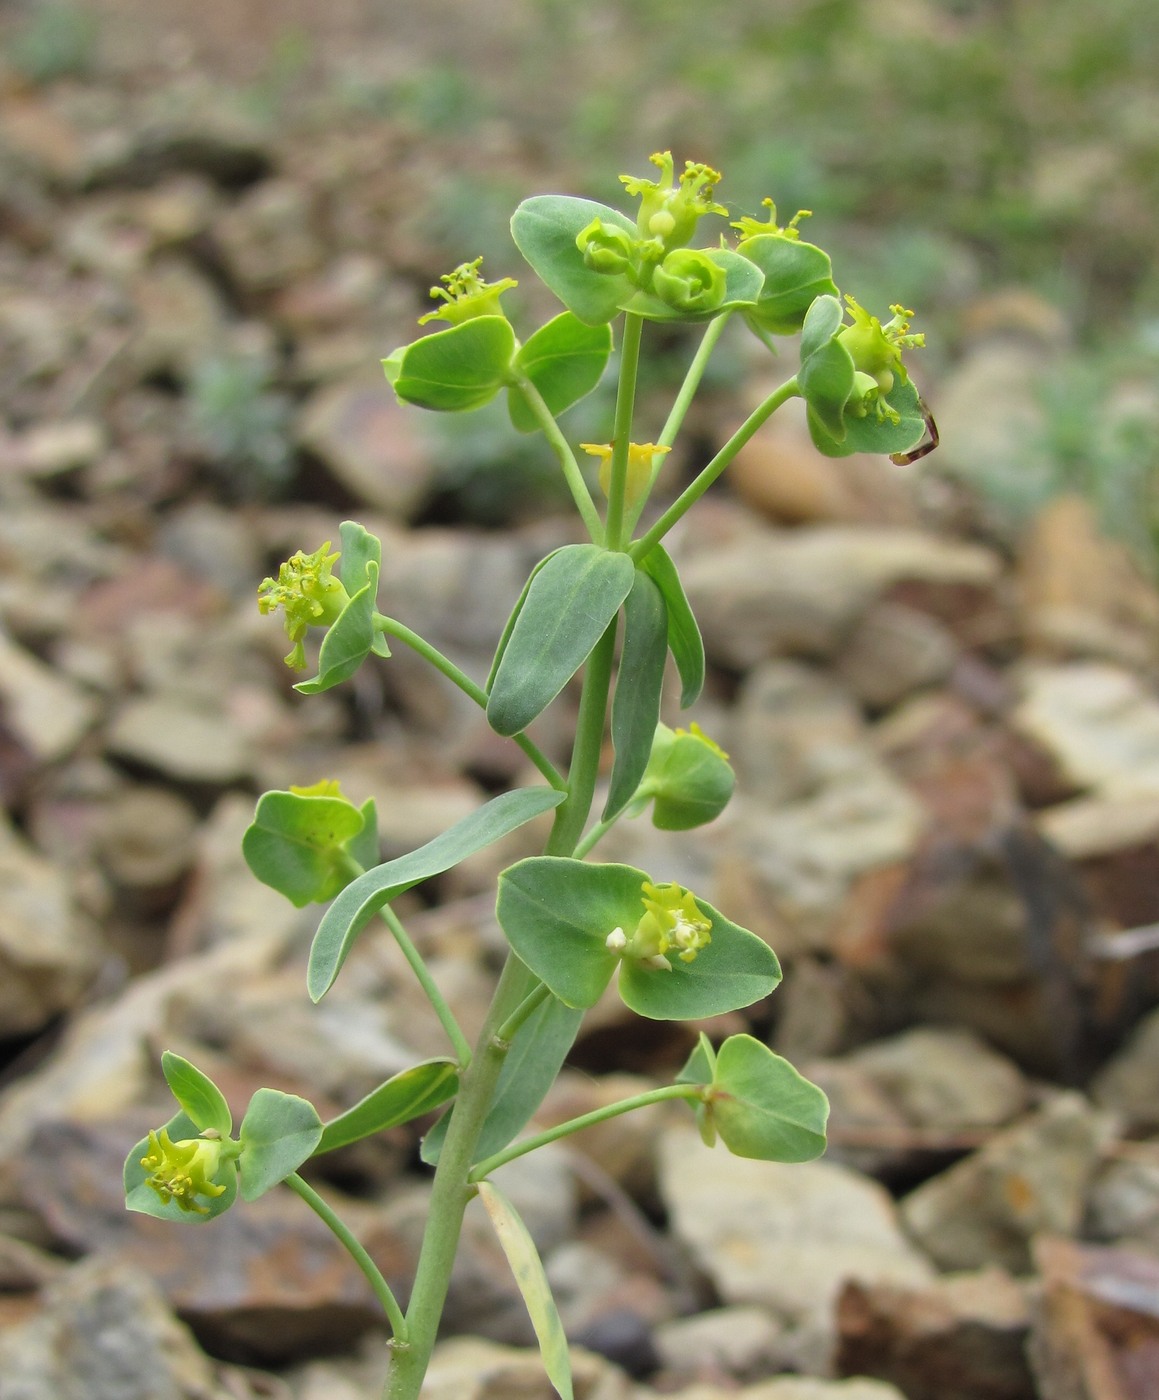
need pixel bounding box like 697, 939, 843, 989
496, 858, 782, 1018
477, 1180, 574, 1400
308, 787, 567, 1001
809, 376, 928, 458
680, 1034, 828, 1162
421, 996, 583, 1167
124, 1110, 238, 1224
799, 292, 844, 360
511, 195, 637, 325
337, 519, 381, 594
486, 547, 563, 694
294, 561, 382, 695
508, 312, 612, 432
638, 544, 704, 709
318, 1060, 459, 1154
390, 316, 517, 412
738, 236, 840, 334
237, 1088, 323, 1201
161, 1052, 232, 1137
603, 571, 667, 822
487, 545, 635, 737
243, 790, 371, 908
799, 336, 855, 443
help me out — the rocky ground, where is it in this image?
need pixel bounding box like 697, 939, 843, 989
3, 14, 1159, 1400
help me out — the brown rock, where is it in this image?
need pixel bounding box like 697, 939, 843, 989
900, 1092, 1119, 1273
1019, 494, 1159, 669
296, 375, 439, 518
1029, 1236, 1159, 1400
835, 1270, 1034, 1400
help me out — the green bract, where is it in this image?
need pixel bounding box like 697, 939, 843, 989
124, 1055, 323, 1220
512, 195, 638, 325
634, 722, 735, 830
496, 857, 781, 1019
385, 315, 517, 412
507, 311, 613, 432
677, 1033, 829, 1161
243, 782, 377, 907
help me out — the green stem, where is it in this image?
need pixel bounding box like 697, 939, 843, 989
625, 311, 733, 536
629, 376, 800, 563
469, 1083, 700, 1182
384, 953, 537, 1399
572, 813, 618, 859
284, 1171, 408, 1341
373, 614, 564, 790
544, 620, 618, 857
496, 981, 552, 1044
604, 312, 645, 551
506, 368, 604, 544
380, 905, 473, 1067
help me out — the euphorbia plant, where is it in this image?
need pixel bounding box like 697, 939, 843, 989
126, 152, 935, 1400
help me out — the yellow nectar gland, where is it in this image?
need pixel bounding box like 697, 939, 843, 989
674, 721, 729, 761
140, 1128, 228, 1215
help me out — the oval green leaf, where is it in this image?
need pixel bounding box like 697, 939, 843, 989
317, 1059, 459, 1154
477, 1180, 574, 1400
161, 1051, 232, 1137
603, 570, 667, 822
388, 316, 517, 412
486, 548, 563, 693
308, 787, 567, 1001
508, 312, 613, 433
237, 1088, 323, 1201
487, 544, 635, 737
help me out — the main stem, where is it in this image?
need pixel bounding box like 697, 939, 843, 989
383, 953, 535, 1398
385, 304, 644, 1397
384, 616, 619, 1400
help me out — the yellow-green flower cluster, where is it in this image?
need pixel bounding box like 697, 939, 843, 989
257, 542, 348, 670
731, 197, 813, 243
606, 880, 713, 971
418, 257, 518, 326
139, 1128, 229, 1216
621, 151, 727, 253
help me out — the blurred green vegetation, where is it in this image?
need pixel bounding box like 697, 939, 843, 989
8, 1, 99, 83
